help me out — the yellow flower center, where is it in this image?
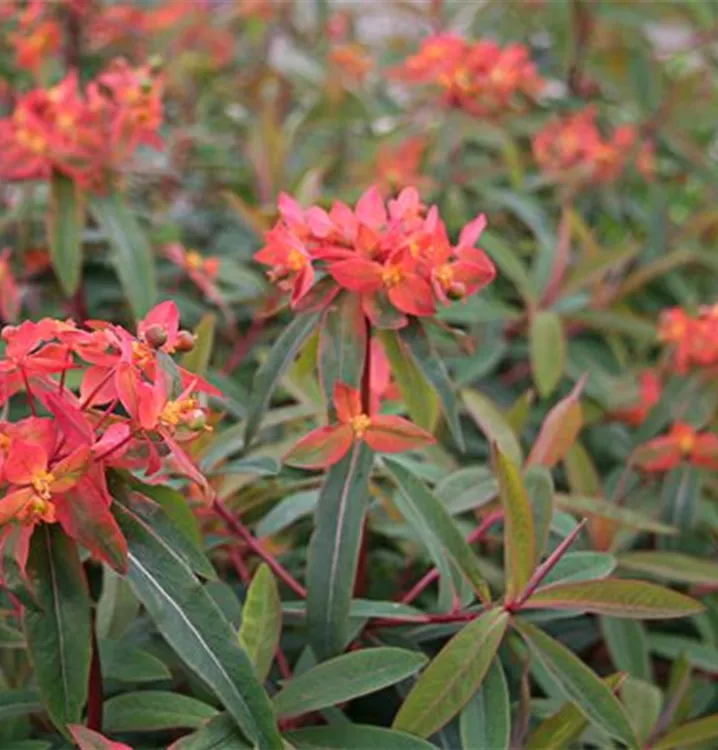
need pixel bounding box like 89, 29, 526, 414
57, 113, 74, 131
185, 250, 204, 271
454, 68, 472, 92
678, 432, 695, 455
286, 249, 307, 272
20, 496, 56, 525
160, 397, 198, 427
350, 413, 372, 438
381, 265, 403, 288
434, 264, 454, 288
132, 340, 152, 365
31, 470, 55, 500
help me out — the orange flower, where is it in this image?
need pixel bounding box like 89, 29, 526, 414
329, 44, 374, 82
658, 305, 718, 373
284, 383, 435, 469
611, 370, 661, 427
635, 422, 718, 473
12, 20, 61, 75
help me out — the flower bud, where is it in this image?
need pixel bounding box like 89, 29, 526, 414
174, 330, 196, 353
143, 323, 168, 349
447, 281, 467, 301
184, 408, 208, 431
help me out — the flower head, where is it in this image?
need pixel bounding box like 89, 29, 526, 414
635, 422, 718, 473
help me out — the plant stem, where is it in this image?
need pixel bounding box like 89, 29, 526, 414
86, 614, 103, 732
213, 498, 307, 599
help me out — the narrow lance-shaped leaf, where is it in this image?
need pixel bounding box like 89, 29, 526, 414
318, 292, 366, 417
393, 608, 509, 738
23, 526, 91, 738
383, 457, 490, 602
601, 617, 652, 681
111, 496, 282, 748
459, 658, 510, 750
90, 190, 156, 320
379, 329, 439, 433
169, 713, 251, 750
244, 309, 321, 447
521, 579, 704, 619
181, 313, 217, 377
525, 674, 625, 750
286, 725, 438, 750
493, 446, 536, 601
274, 647, 427, 719
527, 376, 585, 468
238, 564, 282, 682
48, 171, 84, 296
307, 441, 374, 661
462, 388, 523, 465
529, 310, 566, 398
651, 714, 718, 750
69, 726, 132, 750
618, 551, 718, 585
101, 691, 218, 732
400, 319, 465, 450
514, 619, 637, 746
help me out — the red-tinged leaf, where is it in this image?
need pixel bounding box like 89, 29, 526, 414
527, 377, 586, 468
334, 382, 362, 423
43, 391, 94, 445
365, 415, 435, 453
318, 293, 367, 414
48, 171, 85, 296
283, 424, 354, 469
0, 487, 34, 525
521, 579, 704, 619
69, 725, 132, 750
462, 389, 523, 465
293, 275, 341, 314
651, 714, 718, 750
493, 446, 536, 601
23, 526, 91, 739
307, 441, 374, 660
363, 290, 408, 330
55, 474, 128, 574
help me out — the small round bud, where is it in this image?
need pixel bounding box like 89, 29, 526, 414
447, 281, 467, 301
184, 409, 208, 431
174, 330, 196, 353
1, 325, 17, 342
144, 324, 168, 349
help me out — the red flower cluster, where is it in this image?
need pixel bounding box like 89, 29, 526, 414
0, 59, 163, 189
533, 106, 655, 185
284, 383, 434, 469
395, 35, 544, 115
0, 302, 218, 578
635, 422, 718, 473
611, 370, 661, 427
254, 186, 496, 328
658, 305, 718, 373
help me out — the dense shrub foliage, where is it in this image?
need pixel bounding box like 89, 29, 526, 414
1, 1, 718, 749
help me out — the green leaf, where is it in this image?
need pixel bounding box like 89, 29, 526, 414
393, 608, 509, 738
462, 389, 522, 465
379, 329, 439, 432
556, 494, 677, 535
459, 658, 510, 750
435, 466, 498, 515
525, 466, 554, 560
0, 689, 41, 721
529, 311, 565, 398
383, 458, 490, 602
318, 292, 366, 414
541, 552, 616, 587
48, 171, 84, 296
651, 714, 718, 750
618, 551, 718, 585
523, 579, 703, 619
96, 566, 139, 641
621, 677, 663, 745
480, 230, 536, 304
214, 456, 280, 478
600, 617, 652, 681
525, 674, 624, 750
649, 634, 718, 673
115, 481, 215, 580
90, 190, 156, 320
238, 564, 282, 682
181, 313, 217, 377
244, 310, 321, 447
112, 499, 282, 748
23, 526, 91, 737
494, 447, 536, 601
99, 640, 172, 683
286, 725, 437, 750
169, 713, 252, 749
275, 647, 427, 719
307, 442, 374, 661
69, 726, 132, 750
527, 378, 584, 468
515, 619, 636, 746
169, 714, 251, 749
0, 620, 24, 648
103, 691, 218, 732
400, 319, 465, 450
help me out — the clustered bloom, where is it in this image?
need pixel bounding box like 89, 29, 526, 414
635, 422, 718, 473
533, 106, 654, 185
0, 301, 218, 579
284, 383, 435, 469
0, 59, 163, 190
611, 370, 661, 427
254, 185, 496, 328
395, 34, 544, 116
658, 304, 718, 373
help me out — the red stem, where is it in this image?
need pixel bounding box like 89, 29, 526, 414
213, 499, 307, 599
